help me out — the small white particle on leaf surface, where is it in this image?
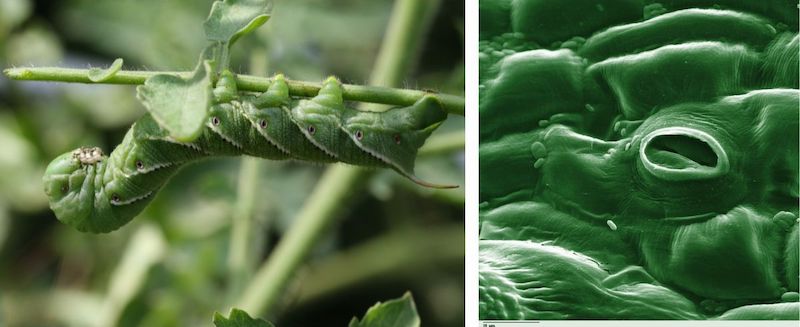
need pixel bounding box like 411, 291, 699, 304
606, 220, 617, 231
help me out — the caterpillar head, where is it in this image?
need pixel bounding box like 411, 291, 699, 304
43, 147, 138, 233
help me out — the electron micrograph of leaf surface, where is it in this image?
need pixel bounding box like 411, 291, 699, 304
479, 0, 799, 320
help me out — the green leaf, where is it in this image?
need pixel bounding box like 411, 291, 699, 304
349, 292, 421, 327
204, 0, 273, 46
136, 60, 213, 142
213, 308, 275, 327
88, 58, 123, 82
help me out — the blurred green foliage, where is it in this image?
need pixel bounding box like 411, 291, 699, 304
0, 0, 464, 326
214, 308, 275, 327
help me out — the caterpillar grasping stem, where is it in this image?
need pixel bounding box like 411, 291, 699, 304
43, 72, 454, 233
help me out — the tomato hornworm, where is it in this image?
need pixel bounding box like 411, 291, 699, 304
43, 73, 453, 233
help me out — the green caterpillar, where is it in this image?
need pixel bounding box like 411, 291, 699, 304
42, 73, 453, 233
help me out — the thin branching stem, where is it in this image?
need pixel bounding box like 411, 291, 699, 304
3, 66, 464, 116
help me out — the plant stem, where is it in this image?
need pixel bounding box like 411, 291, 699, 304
235, 165, 369, 313
227, 157, 261, 300
368, 0, 439, 87
227, 49, 269, 301
219, 43, 231, 72
292, 224, 463, 305
3, 66, 464, 116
